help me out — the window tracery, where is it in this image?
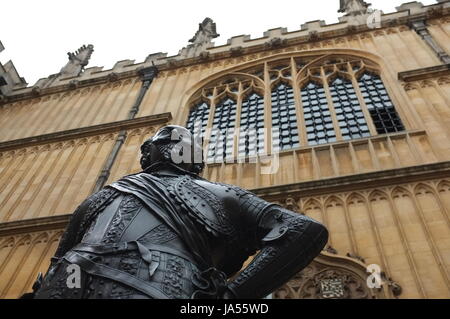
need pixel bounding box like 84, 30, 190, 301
186, 54, 405, 162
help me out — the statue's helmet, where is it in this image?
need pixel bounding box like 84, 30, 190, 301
140, 125, 204, 174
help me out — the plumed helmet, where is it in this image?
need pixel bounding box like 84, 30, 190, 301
140, 125, 205, 174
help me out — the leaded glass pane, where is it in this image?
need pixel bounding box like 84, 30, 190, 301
358, 73, 405, 134
239, 93, 265, 157
186, 101, 210, 138
207, 98, 237, 162
330, 77, 371, 140
301, 82, 337, 146
271, 83, 300, 151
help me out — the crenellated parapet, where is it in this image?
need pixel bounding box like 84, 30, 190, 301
1, 0, 450, 105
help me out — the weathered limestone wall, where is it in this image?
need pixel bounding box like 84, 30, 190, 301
0, 134, 117, 223
0, 2, 449, 300
0, 79, 141, 142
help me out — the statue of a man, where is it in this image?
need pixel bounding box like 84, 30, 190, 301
30, 125, 328, 299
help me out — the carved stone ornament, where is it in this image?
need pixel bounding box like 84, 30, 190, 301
274, 252, 402, 299
189, 18, 220, 45
59, 44, 94, 78
339, 0, 371, 16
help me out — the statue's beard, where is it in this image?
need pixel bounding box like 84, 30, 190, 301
140, 142, 182, 171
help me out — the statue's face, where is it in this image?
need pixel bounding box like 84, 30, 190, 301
140, 126, 204, 174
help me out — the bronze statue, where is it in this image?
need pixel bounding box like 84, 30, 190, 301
29, 125, 328, 299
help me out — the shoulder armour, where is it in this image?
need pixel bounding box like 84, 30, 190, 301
172, 176, 237, 238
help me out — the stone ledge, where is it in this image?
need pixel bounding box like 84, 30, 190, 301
1, 160, 449, 236
252, 161, 450, 199
0, 112, 172, 152
398, 63, 450, 82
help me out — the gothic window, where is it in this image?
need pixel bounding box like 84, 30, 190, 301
358, 73, 405, 134
330, 77, 371, 140
187, 55, 406, 163
271, 83, 300, 151
301, 82, 337, 145
207, 98, 237, 162
239, 93, 265, 157
186, 101, 210, 137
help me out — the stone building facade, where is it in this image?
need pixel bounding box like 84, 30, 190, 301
1, 0, 450, 299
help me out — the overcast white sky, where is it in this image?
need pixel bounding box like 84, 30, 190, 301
0, 0, 437, 85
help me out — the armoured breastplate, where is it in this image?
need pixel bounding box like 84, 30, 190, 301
66, 193, 200, 299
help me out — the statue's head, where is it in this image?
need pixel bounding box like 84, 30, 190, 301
140, 125, 204, 175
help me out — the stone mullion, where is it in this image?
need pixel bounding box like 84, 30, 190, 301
84, 85, 113, 127
48, 141, 91, 216
367, 139, 381, 170
54, 90, 84, 132
3, 101, 34, 141
433, 182, 450, 227
74, 87, 104, 129
0, 237, 36, 298
95, 83, 125, 125
348, 142, 361, 173
291, 57, 308, 146
341, 200, 359, 257
409, 189, 450, 290
72, 87, 103, 129
292, 150, 300, 182
311, 148, 321, 180
204, 88, 218, 163
329, 145, 340, 176
234, 83, 244, 161
405, 133, 424, 164
318, 197, 332, 248
321, 68, 343, 141
5, 147, 55, 221
112, 78, 140, 122
388, 194, 427, 298
364, 194, 392, 281
0, 152, 22, 191
15, 99, 46, 140
30, 143, 79, 219
263, 62, 273, 156
386, 137, 401, 168
0, 150, 40, 220
0, 237, 20, 280
19, 235, 55, 296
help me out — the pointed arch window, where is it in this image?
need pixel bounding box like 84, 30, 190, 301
301, 82, 337, 145
358, 73, 404, 134
207, 97, 237, 162
271, 83, 299, 151
330, 77, 371, 140
186, 55, 408, 163
239, 92, 265, 157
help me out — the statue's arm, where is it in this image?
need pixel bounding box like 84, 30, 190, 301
227, 192, 328, 299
